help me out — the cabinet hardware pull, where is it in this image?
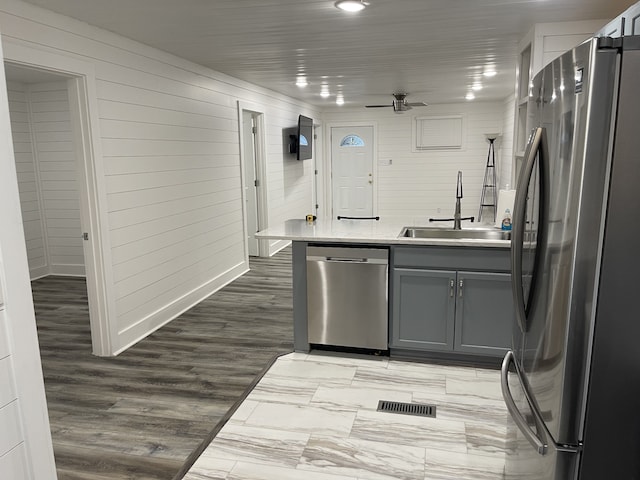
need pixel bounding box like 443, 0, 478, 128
459, 279, 464, 297
449, 279, 455, 297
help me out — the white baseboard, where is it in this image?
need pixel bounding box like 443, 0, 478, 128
113, 260, 249, 355
268, 239, 291, 256
30, 266, 50, 281
50, 264, 86, 277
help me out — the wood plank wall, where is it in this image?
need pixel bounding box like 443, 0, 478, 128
0, 0, 317, 352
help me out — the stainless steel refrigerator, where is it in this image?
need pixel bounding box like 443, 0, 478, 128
501, 35, 640, 480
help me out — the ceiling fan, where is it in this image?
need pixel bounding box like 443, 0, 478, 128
365, 93, 428, 113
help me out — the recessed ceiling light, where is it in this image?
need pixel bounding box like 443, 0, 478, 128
334, 0, 368, 12
472, 83, 483, 91
483, 69, 497, 77
336, 95, 345, 105
296, 76, 308, 87
320, 85, 330, 98
465, 92, 475, 100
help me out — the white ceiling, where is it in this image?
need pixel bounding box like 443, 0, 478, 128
19, 0, 637, 108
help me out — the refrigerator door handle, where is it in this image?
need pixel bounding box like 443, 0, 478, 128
511, 127, 546, 333
501, 350, 549, 456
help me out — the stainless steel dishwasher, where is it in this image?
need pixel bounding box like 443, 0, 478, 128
306, 246, 388, 350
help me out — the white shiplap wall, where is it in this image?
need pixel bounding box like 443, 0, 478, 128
8, 79, 85, 279
501, 94, 516, 188
0, 273, 29, 479
30, 81, 84, 277
0, 43, 56, 477
0, 307, 29, 479
322, 101, 507, 224
0, 0, 317, 352
7, 82, 47, 278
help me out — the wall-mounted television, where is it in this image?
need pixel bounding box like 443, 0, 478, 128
289, 115, 313, 160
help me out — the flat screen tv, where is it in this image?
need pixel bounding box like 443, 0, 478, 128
291, 115, 313, 160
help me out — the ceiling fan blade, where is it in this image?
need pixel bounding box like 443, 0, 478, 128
406, 102, 428, 107
365, 104, 393, 108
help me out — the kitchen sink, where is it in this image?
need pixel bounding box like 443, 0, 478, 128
399, 227, 511, 241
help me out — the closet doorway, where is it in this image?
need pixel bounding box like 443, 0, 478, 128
4, 62, 110, 355
238, 102, 268, 258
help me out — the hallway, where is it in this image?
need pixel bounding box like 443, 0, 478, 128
32, 250, 293, 479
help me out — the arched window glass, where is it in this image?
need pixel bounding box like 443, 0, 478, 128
340, 135, 365, 147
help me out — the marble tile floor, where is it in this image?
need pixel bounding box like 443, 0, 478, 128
183, 351, 508, 480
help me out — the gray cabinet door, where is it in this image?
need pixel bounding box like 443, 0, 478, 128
454, 271, 513, 355
392, 268, 455, 351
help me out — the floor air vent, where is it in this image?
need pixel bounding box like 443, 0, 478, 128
377, 400, 436, 418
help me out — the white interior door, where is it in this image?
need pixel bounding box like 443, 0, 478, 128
242, 111, 260, 256
3, 60, 112, 355
331, 126, 374, 218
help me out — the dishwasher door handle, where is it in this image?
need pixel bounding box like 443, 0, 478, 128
326, 257, 367, 263
307, 256, 387, 265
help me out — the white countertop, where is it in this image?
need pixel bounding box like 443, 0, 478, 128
256, 219, 511, 248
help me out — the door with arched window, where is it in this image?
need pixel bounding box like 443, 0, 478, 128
330, 126, 374, 218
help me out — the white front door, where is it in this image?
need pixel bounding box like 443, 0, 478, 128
331, 126, 374, 218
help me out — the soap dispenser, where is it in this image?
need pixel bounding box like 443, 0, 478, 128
501, 208, 512, 231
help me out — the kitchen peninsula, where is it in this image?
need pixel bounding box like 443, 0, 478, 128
257, 219, 514, 366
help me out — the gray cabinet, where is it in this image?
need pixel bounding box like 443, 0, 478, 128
392, 268, 455, 351
454, 271, 514, 356
391, 246, 513, 358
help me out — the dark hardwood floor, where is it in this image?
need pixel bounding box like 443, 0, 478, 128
32, 248, 293, 480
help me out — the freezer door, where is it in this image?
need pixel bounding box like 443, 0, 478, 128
502, 351, 579, 480
513, 38, 619, 446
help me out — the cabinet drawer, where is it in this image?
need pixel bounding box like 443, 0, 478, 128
393, 246, 510, 272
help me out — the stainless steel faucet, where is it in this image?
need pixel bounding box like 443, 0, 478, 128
454, 171, 463, 230
428, 170, 475, 228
